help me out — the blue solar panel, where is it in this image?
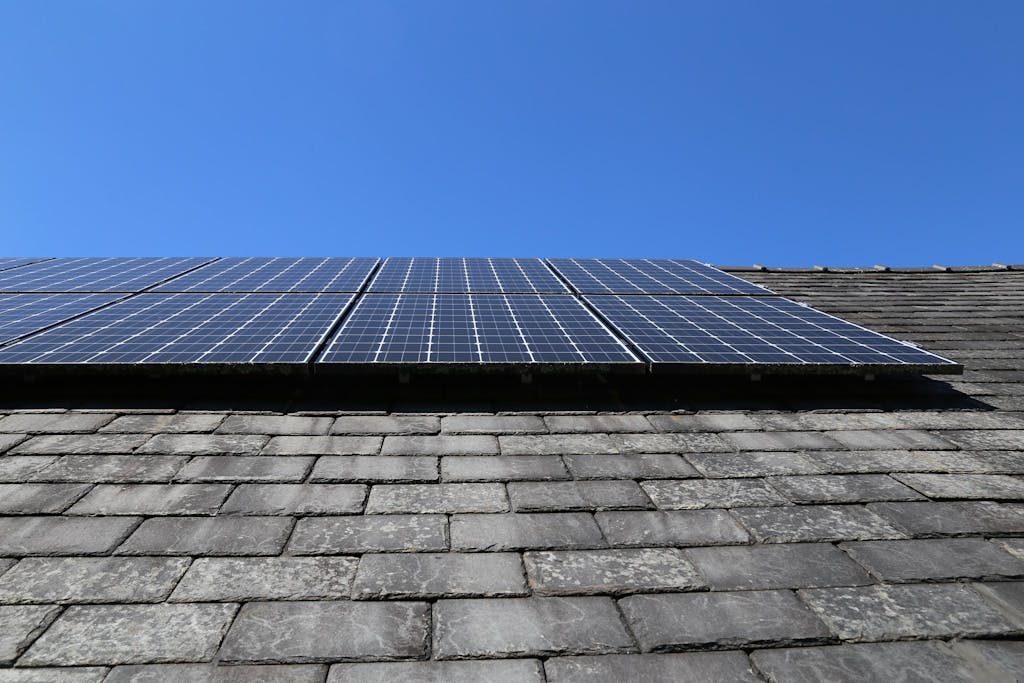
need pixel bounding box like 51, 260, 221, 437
319, 294, 639, 364
0, 257, 215, 293
367, 257, 568, 293
0, 258, 50, 273
586, 295, 959, 368
154, 257, 379, 293
549, 258, 773, 295
0, 293, 354, 365
0, 294, 122, 346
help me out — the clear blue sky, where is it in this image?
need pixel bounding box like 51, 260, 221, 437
2, 2, 1021, 266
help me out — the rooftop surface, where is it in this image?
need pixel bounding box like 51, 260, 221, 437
0, 268, 1022, 681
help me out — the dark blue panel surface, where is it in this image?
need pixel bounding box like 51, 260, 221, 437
154, 257, 379, 293
320, 294, 638, 364
0, 257, 214, 293
0, 258, 51, 273
367, 258, 568, 293
587, 295, 959, 367
549, 258, 773, 295
0, 293, 354, 364
0, 294, 122, 345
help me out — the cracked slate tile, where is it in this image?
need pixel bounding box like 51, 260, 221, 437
0, 517, 141, 556
99, 413, 225, 434
310, 456, 437, 482
0, 605, 60, 665
262, 435, 383, 456
450, 513, 604, 551
563, 453, 698, 480
12, 434, 150, 455
351, 553, 527, 599
104, 664, 326, 683
841, 538, 1024, 582
68, 484, 232, 515
751, 642, 984, 683
288, 515, 448, 554
0, 457, 59, 483
768, 474, 926, 504
894, 473, 1024, 500
0, 557, 190, 604
596, 510, 750, 547
0, 433, 29, 454
221, 484, 367, 515
732, 505, 906, 543
169, 557, 358, 602
0, 483, 92, 514
683, 543, 872, 591
116, 517, 293, 556
641, 478, 787, 509
524, 548, 704, 596
544, 652, 762, 683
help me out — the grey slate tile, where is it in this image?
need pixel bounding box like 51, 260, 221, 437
647, 413, 760, 432
0, 434, 28, 454
0, 667, 109, 682
99, 413, 225, 434
0, 516, 140, 556
970, 581, 1024, 625
289, 515, 448, 554
219, 601, 430, 663
68, 484, 231, 515
0, 605, 59, 665
826, 429, 957, 450
642, 478, 787, 509
366, 483, 508, 513
611, 432, 731, 453
0, 413, 114, 434
510, 480, 651, 511
136, 434, 268, 456
524, 548, 703, 595
545, 415, 652, 433
351, 553, 527, 599
221, 484, 367, 515
769, 474, 926, 503
938, 429, 1024, 450
170, 557, 358, 601
952, 640, 1024, 682
800, 583, 1022, 641
12, 434, 150, 455
596, 510, 750, 547
28, 455, 186, 483
331, 415, 439, 435
310, 455, 437, 482
262, 435, 382, 455
0, 483, 91, 514
0, 456, 58, 483
687, 451, 824, 478
619, 591, 829, 651
751, 642, 983, 683
433, 597, 635, 658
442, 455, 569, 481
811, 449, 982, 474
759, 413, 890, 431
499, 434, 617, 455
217, 415, 332, 435
0, 557, 190, 604
732, 505, 906, 543
381, 434, 499, 456
117, 517, 292, 556
328, 659, 543, 682
442, 415, 547, 434
0, 560, 13, 578
174, 456, 313, 483
451, 513, 605, 551
894, 473, 1024, 500
684, 543, 872, 591
19, 603, 237, 666
841, 538, 1024, 582
869, 501, 1024, 536
563, 453, 698, 479
105, 664, 326, 683
722, 431, 843, 451
545, 652, 762, 683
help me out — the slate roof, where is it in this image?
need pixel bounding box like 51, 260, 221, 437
0, 267, 1022, 681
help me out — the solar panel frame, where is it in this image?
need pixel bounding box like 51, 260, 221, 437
0, 257, 217, 293
0, 258, 52, 273
0, 294, 124, 346
548, 258, 775, 295
153, 257, 380, 293
366, 257, 570, 294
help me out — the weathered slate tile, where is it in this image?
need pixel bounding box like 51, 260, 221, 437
0, 434, 28, 454
869, 501, 1024, 536
769, 474, 925, 503
100, 413, 225, 434
811, 449, 981, 474
0, 557, 189, 604
894, 473, 1024, 500
221, 484, 367, 515
12, 434, 150, 455
331, 415, 440, 435
826, 429, 957, 450
641, 478, 787, 509
136, 434, 268, 456
68, 484, 231, 515
761, 413, 889, 431
0, 667, 109, 682
751, 642, 982, 683
0, 517, 140, 556
289, 515, 448, 554
510, 481, 650, 511
647, 413, 759, 432
381, 435, 499, 456
450, 513, 604, 551
687, 452, 824, 478
262, 435, 383, 456
117, 517, 292, 556
596, 510, 750, 547
310, 455, 437, 482
996, 537, 1024, 560
366, 483, 507, 514
28, 455, 186, 483
952, 640, 1024, 681
0, 605, 59, 665
499, 434, 617, 456
525, 548, 703, 595
722, 431, 843, 452
434, 597, 634, 658
611, 433, 730, 454
170, 557, 357, 601
329, 660, 543, 683
939, 429, 1024, 450
352, 553, 526, 599
0, 560, 13, 578
0, 483, 91, 514
841, 538, 1024, 582
971, 581, 1024, 625
220, 601, 429, 663
563, 453, 698, 479
545, 415, 653, 433
0, 456, 58, 482
551, 652, 762, 682
732, 505, 905, 543
684, 543, 872, 591
0, 413, 115, 434
217, 415, 333, 435
105, 664, 326, 683
175, 456, 313, 483
442, 455, 569, 482
966, 451, 1024, 474
442, 415, 547, 435
619, 591, 829, 651
20, 603, 237, 665
800, 583, 1021, 640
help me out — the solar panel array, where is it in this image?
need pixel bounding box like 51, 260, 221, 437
0, 255, 960, 374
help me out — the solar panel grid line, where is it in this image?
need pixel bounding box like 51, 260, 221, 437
366, 257, 567, 293
0, 293, 127, 347
0, 258, 53, 273
152, 257, 379, 293
0, 257, 219, 293
547, 257, 774, 295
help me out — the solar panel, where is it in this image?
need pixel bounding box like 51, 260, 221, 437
0, 293, 354, 365
154, 257, 379, 293
0, 257, 215, 293
0, 258, 50, 273
319, 294, 639, 365
549, 258, 773, 295
586, 295, 959, 370
0, 294, 122, 346
367, 257, 568, 293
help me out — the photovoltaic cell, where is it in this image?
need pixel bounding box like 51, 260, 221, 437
367, 257, 568, 293
0, 258, 50, 273
0, 257, 215, 293
0, 293, 354, 365
319, 294, 639, 364
0, 294, 122, 346
586, 295, 959, 367
549, 258, 773, 295
154, 257, 379, 293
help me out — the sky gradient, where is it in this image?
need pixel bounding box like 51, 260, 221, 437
1, 2, 1021, 266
